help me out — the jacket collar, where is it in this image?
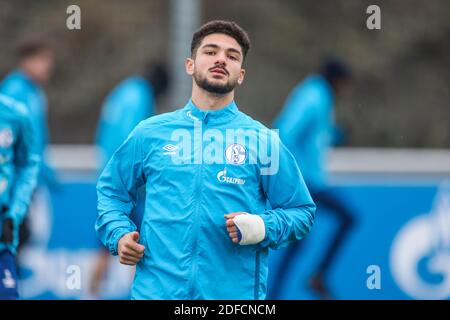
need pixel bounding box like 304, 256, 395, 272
183, 98, 239, 125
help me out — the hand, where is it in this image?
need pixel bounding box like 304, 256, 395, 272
1, 218, 14, 244
224, 212, 246, 244
117, 231, 145, 265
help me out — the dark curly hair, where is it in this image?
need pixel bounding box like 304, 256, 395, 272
191, 20, 251, 61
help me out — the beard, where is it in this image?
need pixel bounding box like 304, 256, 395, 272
193, 69, 238, 95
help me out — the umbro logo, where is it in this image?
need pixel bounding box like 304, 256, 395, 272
162, 144, 179, 155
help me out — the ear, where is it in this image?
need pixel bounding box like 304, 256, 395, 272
237, 68, 246, 85
185, 58, 194, 76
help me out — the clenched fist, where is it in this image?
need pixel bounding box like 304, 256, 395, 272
224, 212, 246, 244
117, 231, 145, 265
224, 212, 266, 245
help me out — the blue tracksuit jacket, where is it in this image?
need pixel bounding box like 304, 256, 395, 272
96, 99, 315, 299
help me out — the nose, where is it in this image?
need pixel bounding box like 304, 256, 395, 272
214, 51, 227, 65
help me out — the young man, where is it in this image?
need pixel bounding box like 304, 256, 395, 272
0, 95, 40, 299
96, 20, 316, 299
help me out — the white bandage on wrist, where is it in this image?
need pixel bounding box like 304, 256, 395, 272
233, 213, 266, 245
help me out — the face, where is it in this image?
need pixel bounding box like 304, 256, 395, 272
185, 33, 246, 95
23, 50, 54, 84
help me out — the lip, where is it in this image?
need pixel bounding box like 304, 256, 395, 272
210, 68, 227, 76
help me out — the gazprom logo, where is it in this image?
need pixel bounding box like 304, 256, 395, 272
390, 182, 450, 300
217, 168, 245, 185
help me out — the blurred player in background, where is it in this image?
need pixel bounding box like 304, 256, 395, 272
0, 40, 56, 258
89, 62, 169, 297
0, 40, 56, 187
95, 62, 170, 172
95, 20, 315, 299
0, 95, 40, 299
271, 58, 354, 299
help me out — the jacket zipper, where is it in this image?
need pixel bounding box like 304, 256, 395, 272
188, 117, 206, 298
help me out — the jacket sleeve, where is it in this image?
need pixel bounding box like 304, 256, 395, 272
5, 108, 40, 225
95, 124, 146, 255
258, 131, 316, 250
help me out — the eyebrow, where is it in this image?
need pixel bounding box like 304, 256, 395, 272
201, 44, 242, 56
